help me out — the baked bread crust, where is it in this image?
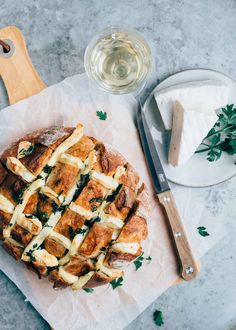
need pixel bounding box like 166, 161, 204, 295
0, 123, 149, 291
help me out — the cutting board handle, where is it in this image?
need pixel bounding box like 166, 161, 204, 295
0, 26, 46, 105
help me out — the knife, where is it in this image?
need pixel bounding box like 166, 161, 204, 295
137, 104, 199, 281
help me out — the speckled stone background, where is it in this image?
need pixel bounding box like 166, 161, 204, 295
0, 1, 236, 329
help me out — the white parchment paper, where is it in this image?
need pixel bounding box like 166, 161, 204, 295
0, 74, 226, 330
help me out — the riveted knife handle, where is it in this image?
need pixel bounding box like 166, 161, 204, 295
158, 190, 199, 281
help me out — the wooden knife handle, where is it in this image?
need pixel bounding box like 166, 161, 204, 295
158, 190, 199, 281
0, 26, 46, 105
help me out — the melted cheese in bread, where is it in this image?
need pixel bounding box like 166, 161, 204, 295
72, 271, 95, 291
33, 249, 58, 267
0, 193, 14, 214
47, 124, 84, 167
6, 157, 36, 182
59, 153, 83, 169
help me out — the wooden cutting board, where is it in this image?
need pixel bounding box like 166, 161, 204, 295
0, 26, 46, 104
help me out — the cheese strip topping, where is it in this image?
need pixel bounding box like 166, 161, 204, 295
49, 231, 72, 250
0, 193, 14, 214
90, 170, 119, 190
33, 249, 58, 267
17, 214, 42, 235
3, 178, 45, 238
47, 124, 84, 167
100, 211, 124, 229
21, 213, 61, 261
72, 271, 95, 291
59, 153, 83, 170
59, 267, 78, 284
96, 253, 123, 278
111, 242, 140, 254
6, 157, 36, 182
40, 186, 64, 204
69, 203, 94, 219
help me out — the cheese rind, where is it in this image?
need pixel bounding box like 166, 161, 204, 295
155, 80, 229, 130
168, 101, 218, 166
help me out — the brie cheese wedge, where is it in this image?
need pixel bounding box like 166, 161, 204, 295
168, 101, 218, 166
155, 80, 229, 130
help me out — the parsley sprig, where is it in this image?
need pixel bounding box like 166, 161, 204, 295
134, 253, 152, 271
197, 226, 210, 237
96, 111, 107, 121
196, 104, 236, 162
110, 277, 123, 289
153, 310, 164, 327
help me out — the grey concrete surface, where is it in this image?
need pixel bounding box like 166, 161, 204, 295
0, 1, 236, 329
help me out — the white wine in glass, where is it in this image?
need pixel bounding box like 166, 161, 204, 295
84, 28, 152, 94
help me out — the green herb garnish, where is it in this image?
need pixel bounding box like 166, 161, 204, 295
106, 185, 121, 203
134, 253, 152, 270
153, 310, 164, 327
83, 288, 94, 293
39, 193, 49, 202
72, 174, 90, 202
197, 226, 210, 237
89, 197, 103, 203
52, 202, 66, 214
43, 223, 53, 228
196, 104, 236, 162
18, 144, 34, 158
134, 253, 144, 270
25, 249, 36, 262
43, 165, 53, 174
91, 205, 97, 212
84, 216, 101, 228
96, 110, 107, 121
12, 187, 25, 204
110, 277, 123, 290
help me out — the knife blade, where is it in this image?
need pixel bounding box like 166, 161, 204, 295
137, 103, 199, 281
137, 105, 170, 194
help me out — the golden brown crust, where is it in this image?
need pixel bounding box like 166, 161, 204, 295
74, 180, 107, 211
47, 163, 79, 196
49, 269, 70, 289
119, 163, 139, 190
84, 271, 114, 288
64, 255, 95, 276
107, 251, 138, 268
44, 236, 66, 258
79, 223, 113, 258
99, 144, 126, 175
3, 240, 24, 260
20, 145, 52, 176
54, 209, 85, 238
0, 210, 11, 239
11, 224, 33, 247
67, 136, 95, 161
117, 214, 148, 243
0, 162, 7, 185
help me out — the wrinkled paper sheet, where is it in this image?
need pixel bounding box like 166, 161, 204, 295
0, 74, 226, 330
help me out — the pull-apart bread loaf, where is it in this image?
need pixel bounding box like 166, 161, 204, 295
0, 123, 149, 290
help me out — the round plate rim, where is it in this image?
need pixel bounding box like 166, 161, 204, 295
143, 68, 236, 188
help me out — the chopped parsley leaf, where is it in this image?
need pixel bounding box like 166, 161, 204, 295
83, 288, 94, 293
43, 165, 53, 174
96, 110, 107, 121
18, 144, 34, 157
197, 226, 210, 237
110, 277, 123, 290
134, 253, 144, 270
153, 310, 164, 327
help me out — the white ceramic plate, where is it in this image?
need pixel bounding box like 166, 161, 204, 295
143, 69, 236, 187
